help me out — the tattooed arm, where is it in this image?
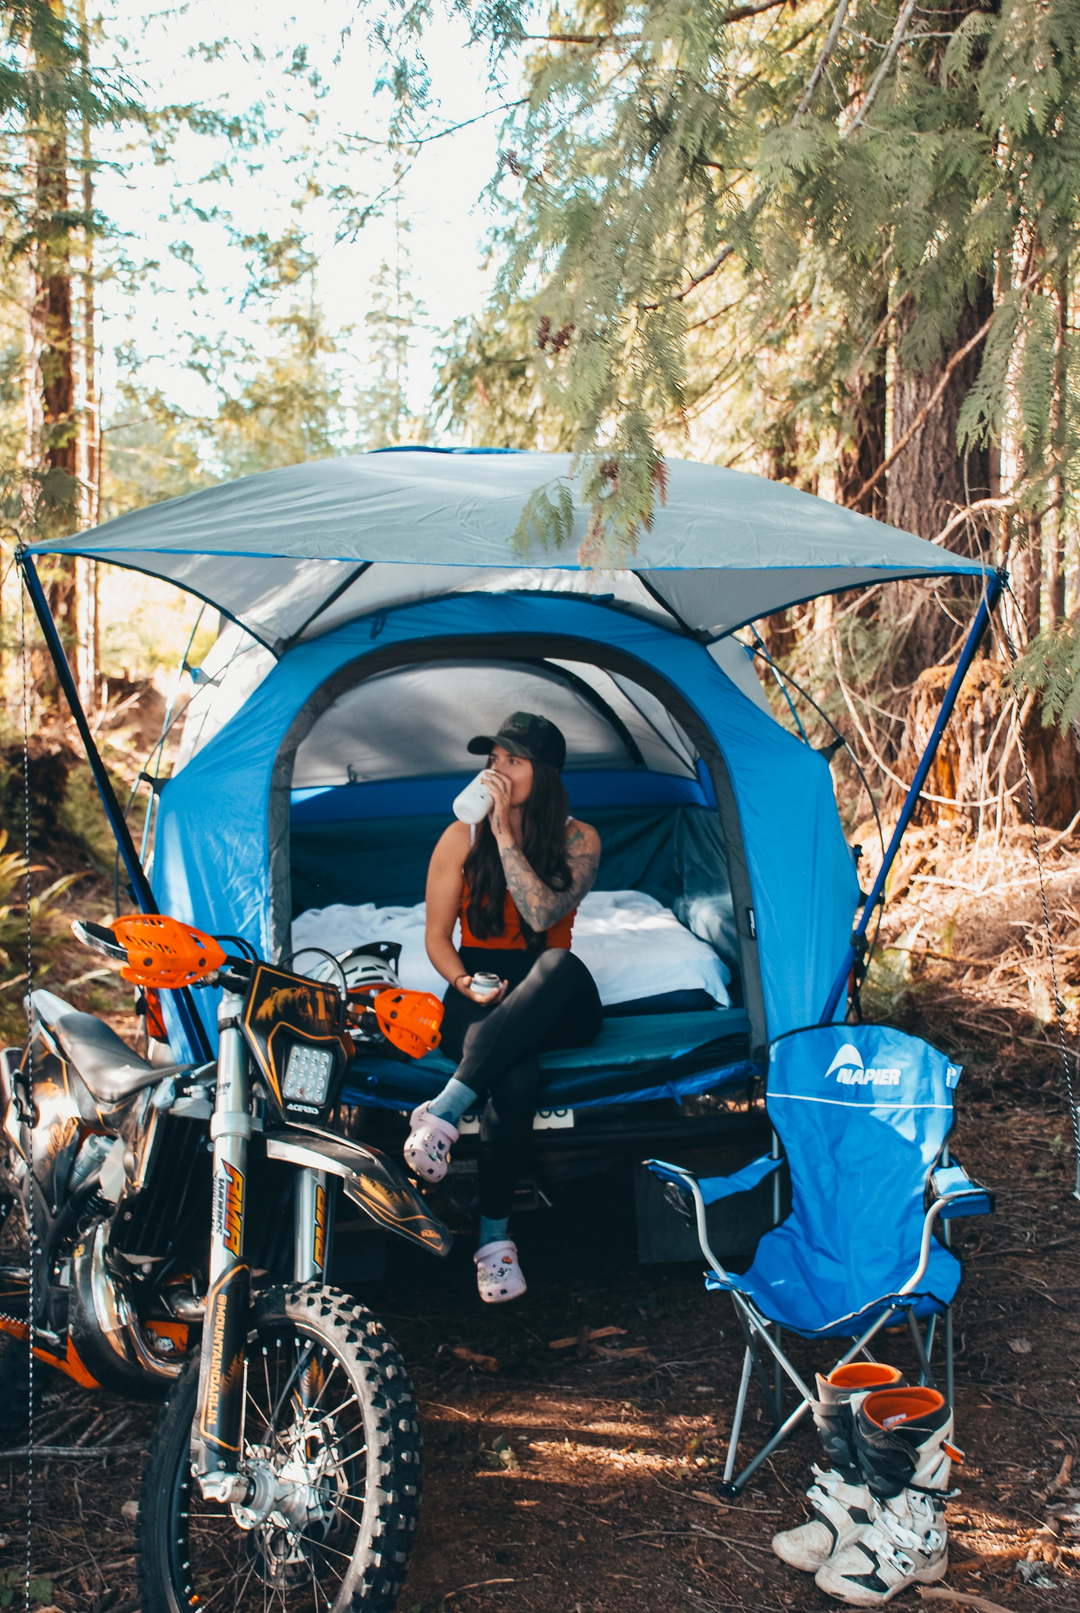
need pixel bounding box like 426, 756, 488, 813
497, 820, 601, 932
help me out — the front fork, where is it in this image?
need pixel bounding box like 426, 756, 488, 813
193, 992, 254, 1501
193, 994, 333, 1502
294, 1166, 331, 1284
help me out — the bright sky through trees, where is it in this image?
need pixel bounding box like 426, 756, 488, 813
92, 0, 509, 427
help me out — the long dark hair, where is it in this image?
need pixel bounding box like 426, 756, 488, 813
463, 759, 572, 946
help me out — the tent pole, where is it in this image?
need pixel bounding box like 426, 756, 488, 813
17, 553, 213, 1061
820, 569, 1005, 1024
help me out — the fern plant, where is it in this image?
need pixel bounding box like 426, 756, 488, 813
0, 828, 83, 974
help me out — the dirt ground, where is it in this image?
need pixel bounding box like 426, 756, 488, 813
0, 1060, 1076, 1613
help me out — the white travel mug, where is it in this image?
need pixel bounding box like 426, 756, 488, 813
471, 970, 501, 1001
453, 771, 493, 824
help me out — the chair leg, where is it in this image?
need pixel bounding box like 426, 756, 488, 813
774, 1327, 783, 1425
736, 1307, 783, 1421
720, 1398, 814, 1496
723, 1346, 754, 1484
905, 1306, 936, 1388
945, 1304, 954, 1407
924, 1313, 937, 1362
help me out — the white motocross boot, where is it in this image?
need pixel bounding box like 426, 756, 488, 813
772, 1363, 905, 1573
815, 1385, 959, 1606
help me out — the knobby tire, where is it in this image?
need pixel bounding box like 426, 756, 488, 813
136, 1282, 422, 1613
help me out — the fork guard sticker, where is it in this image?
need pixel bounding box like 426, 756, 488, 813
313, 1180, 327, 1271
195, 1263, 250, 1459
212, 1160, 244, 1258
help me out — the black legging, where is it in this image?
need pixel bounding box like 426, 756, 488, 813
439, 947, 602, 1219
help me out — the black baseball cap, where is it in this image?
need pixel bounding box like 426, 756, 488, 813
467, 711, 567, 772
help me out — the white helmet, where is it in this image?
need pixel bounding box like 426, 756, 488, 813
292, 940, 401, 992
336, 942, 402, 992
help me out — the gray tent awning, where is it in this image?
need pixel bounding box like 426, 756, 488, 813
25, 449, 986, 653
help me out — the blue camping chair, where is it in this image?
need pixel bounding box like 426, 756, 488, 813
647, 1024, 993, 1494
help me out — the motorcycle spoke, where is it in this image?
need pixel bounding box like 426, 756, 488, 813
255, 1349, 290, 1455
300, 1391, 358, 1431
268, 1338, 316, 1432
294, 1351, 341, 1419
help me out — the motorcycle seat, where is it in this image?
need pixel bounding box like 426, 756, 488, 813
31, 989, 190, 1105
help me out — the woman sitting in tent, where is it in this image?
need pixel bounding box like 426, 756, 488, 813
405, 711, 602, 1303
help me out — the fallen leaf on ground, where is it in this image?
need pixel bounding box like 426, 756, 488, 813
451, 1345, 498, 1372
1007, 1337, 1032, 1354
549, 1326, 627, 1350
592, 1343, 653, 1360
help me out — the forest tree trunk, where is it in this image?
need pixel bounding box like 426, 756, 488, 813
1011, 519, 1044, 643
1045, 261, 1069, 625
886, 283, 997, 685
836, 333, 887, 519
25, 67, 80, 692
76, 47, 99, 710
889, 284, 994, 546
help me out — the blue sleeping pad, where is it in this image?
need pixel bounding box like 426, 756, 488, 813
342, 1007, 757, 1112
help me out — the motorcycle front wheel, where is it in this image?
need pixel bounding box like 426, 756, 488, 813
137, 1282, 422, 1613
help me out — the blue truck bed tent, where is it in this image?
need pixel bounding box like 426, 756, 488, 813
22, 449, 988, 1100
155, 590, 861, 1061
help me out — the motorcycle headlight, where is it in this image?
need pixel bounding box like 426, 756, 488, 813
282, 1043, 335, 1106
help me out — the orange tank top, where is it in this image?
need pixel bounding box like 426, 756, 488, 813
459, 885, 575, 950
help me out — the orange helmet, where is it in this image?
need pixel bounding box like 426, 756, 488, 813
372, 988, 443, 1060
112, 914, 226, 990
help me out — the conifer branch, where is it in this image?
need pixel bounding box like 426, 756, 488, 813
792, 0, 851, 124
523, 0, 791, 46
843, 0, 918, 138
848, 310, 996, 510
674, 192, 765, 300
674, 0, 850, 301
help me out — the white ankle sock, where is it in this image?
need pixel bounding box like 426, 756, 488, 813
427, 1078, 477, 1125
479, 1214, 509, 1246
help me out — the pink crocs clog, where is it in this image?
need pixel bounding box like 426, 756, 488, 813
403, 1102, 458, 1183
475, 1239, 526, 1304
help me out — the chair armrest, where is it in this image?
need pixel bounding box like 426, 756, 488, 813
930, 1160, 995, 1220
646, 1160, 696, 1192
900, 1182, 993, 1295
701, 1154, 782, 1204
643, 1158, 740, 1287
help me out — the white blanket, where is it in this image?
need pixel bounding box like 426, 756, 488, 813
291, 888, 731, 1009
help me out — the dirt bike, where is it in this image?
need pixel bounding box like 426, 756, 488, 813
0, 912, 450, 1613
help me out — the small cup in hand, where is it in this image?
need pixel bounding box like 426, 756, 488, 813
470, 971, 501, 1002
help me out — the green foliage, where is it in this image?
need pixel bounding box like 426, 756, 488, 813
0, 827, 82, 971
0, 0, 139, 129
0, 1569, 53, 1608
100, 384, 215, 522
509, 477, 575, 553
425, 0, 1080, 568
1014, 623, 1080, 732
105, 296, 355, 511
479, 1431, 520, 1470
